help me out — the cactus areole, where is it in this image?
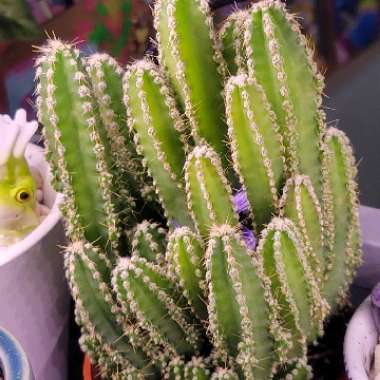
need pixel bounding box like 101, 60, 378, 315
35, 0, 362, 378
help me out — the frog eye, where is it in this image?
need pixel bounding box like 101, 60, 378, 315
15, 189, 32, 203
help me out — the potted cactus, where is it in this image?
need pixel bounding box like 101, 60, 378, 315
35, 0, 362, 378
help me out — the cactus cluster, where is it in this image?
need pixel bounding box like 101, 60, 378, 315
35, 0, 362, 378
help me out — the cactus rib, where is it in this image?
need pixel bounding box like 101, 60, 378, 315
244, 0, 325, 197
258, 218, 329, 346
166, 227, 208, 322
322, 128, 362, 308
35, 40, 119, 256
280, 175, 325, 283
154, 0, 229, 163
219, 11, 248, 75
124, 59, 192, 227
65, 242, 159, 378
114, 256, 205, 358
185, 145, 239, 238
225, 73, 285, 229
131, 221, 167, 262
86, 53, 153, 213
206, 225, 291, 378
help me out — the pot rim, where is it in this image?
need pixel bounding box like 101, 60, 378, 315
0, 144, 62, 267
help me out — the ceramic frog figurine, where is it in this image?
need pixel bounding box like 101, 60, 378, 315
0, 109, 40, 246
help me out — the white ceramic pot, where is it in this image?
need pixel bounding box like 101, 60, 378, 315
0, 144, 69, 380
344, 296, 378, 380
350, 206, 380, 306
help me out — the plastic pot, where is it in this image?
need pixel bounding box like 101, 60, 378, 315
0, 144, 70, 380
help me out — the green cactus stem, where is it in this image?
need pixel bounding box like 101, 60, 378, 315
35, 40, 119, 256
244, 0, 325, 197
154, 0, 229, 164
166, 227, 207, 321
219, 11, 248, 75
131, 220, 167, 262
166, 357, 211, 380
211, 368, 239, 380
206, 225, 291, 378
124, 59, 192, 227
225, 73, 285, 230
185, 145, 239, 239
113, 256, 205, 358
280, 175, 325, 283
86, 53, 154, 214
276, 359, 312, 380
322, 128, 362, 308
257, 218, 329, 350
65, 241, 159, 378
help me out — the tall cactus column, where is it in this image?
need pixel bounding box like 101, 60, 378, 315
86, 53, 154, 217
244, 0, 325, 197
154, 0, 229, 166
225, 73, 285, 230
35, 40, 119, 257
124, 60, 192, 227
322, 128, 361, 308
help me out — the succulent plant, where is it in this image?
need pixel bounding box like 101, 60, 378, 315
35, 0, 362, 378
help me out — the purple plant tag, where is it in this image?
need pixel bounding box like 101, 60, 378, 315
241, 226, 257, 251
234, 190, 250, 215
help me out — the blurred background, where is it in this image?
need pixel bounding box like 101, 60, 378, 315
0, 0, 379, 207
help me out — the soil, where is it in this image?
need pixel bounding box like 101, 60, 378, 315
309, 307, 354, 380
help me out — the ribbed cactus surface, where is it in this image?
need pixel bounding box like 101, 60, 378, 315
35, 0, 362, 379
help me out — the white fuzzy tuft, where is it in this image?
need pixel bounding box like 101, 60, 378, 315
0, 109, 38, 166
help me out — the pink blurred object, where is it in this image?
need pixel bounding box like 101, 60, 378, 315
26, 0, 66, 24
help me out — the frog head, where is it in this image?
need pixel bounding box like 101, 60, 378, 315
0, 110, 40, 245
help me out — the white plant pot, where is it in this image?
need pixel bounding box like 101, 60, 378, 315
0, 144, 69, 380
344, 296, 378, 380
351, 206, 380, 306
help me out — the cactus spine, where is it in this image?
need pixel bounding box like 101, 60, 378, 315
36, 0, 362, 378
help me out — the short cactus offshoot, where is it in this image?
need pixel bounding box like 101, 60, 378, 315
35, 0, 362, 378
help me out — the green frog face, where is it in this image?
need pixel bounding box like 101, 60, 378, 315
0, 158, 37, 231
0, 109, 40, 245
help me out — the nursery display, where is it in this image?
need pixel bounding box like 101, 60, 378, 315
35, 0, 362, 378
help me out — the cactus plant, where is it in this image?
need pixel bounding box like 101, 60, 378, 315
35, 0, 362, 378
